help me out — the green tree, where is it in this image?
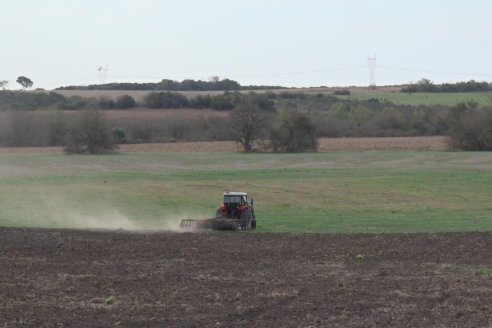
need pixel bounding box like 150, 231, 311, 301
271, 111, 317, 152
374, 107, 406, 131
330, 102, 352, 120
16, 76, 33, 90
353, 105, 373, 127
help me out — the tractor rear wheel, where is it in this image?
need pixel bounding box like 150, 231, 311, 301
240, 208, 252, 230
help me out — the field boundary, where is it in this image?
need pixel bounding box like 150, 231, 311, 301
0, 136, 449, 154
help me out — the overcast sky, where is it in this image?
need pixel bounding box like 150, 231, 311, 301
1, 0, 491, 89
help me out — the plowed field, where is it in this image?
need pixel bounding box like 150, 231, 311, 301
1, 228, 490, 327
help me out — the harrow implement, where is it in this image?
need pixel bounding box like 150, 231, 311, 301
180, 217, 240, 231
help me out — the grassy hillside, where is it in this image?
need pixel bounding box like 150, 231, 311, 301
1, 151, 492, 233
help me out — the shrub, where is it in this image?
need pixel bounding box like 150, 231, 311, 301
242, 92, 275, 111
142, 92, 161, 108
143, 92, 189, 109
115, 95, 137, 109
112, 127, 126, 143
58, 96, 98, 110
271, 111, 317, 152
330, 102, 352, 120
373, 107, 407, 131
190, 95, 213, 108
64, 110, 116, 154
98, 97, 115, 109
210, 94, 235, 110
448, 103, 492, 150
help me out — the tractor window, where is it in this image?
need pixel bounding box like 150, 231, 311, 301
224, 196, 241, 204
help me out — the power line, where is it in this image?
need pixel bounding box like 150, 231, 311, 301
227, 66, 366, 79
378, 65, 492, 78
54, 63, 492, 89
109, 66, 366, 81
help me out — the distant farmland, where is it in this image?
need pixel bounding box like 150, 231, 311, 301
336, 91, 492, 107
51, 87, 492, 107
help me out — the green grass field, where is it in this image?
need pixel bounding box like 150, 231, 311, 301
1, 151, 492, 233
336, 92, 492, 107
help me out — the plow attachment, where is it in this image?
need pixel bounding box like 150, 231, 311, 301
180, 218, 240, 231
180, 219, 210, 230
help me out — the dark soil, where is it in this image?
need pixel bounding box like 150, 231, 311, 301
1, 228, 491, 327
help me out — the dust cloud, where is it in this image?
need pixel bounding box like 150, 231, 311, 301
10, 195, 206, 232
50, 209, 143, 231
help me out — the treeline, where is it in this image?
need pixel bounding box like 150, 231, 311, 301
2, 89, 492, 151
0, 91, 138, 111
56, 78, 492, 94
0, 110, 233, 148
307, 102, 448, 138
142, 92, 275, 111
0, 90, 276, 112
56, 78, 286, 91
401, 79, 491, 93
1, 101, 489, 151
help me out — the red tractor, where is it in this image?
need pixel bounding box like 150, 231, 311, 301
181, 192, 256, 231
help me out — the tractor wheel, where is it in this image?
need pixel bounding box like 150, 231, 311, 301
240, 208, 252, 230
251, 220, 256, 229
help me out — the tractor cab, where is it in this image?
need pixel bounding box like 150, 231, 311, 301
222, 192, 251, 219
223, 192, 248, 207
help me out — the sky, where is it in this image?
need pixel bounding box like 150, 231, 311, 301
1, 0, 492, 89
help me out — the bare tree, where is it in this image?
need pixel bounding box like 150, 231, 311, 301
231, 103, 266, 152
0, 80, 8, 90
64, 110, 116, 154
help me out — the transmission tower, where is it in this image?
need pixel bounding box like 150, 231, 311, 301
367, 56, 377, 87
97, 65, 108, 84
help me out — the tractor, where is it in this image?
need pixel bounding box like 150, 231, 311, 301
180, 192, 256, 231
